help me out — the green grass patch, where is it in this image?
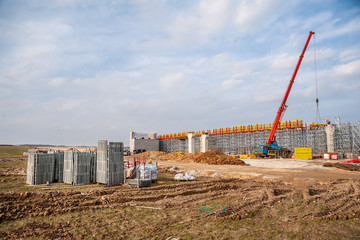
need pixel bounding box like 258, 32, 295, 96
0, 146, 29, 158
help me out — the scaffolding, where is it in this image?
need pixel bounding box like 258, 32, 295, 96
158, 119, 360, 156
335, 118, 360, 157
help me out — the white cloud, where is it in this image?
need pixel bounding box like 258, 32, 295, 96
340, 48, 360, 62
334, 60, 360, 77
0, 0, 359, 145
167, 0, 286, 45
234, 0, 284, 32
318, 16, 360, 41
221, 79, 243, 90
270, 53, 298, 70
158, 73, 184, 89
48, 77, 67, 87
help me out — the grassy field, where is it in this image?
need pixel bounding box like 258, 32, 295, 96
0, 146, 29, 158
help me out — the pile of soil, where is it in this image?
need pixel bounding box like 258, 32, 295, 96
134, 151, 167, 159
159, 153, 178, 161
193, 150, 247, 165
159, 153, 196, 162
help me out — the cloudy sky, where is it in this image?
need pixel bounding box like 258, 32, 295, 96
0, 0, 359, 146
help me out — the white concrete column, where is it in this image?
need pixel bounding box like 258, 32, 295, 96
325, 125, 336, 153
200, 134, 209, 153
188, 133, 195, 154
129, 132, 135, 152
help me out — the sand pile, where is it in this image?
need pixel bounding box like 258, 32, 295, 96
193, 150, 247, 165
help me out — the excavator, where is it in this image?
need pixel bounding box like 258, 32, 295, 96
254, 31, 315, 158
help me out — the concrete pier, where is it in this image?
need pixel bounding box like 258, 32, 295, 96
325, 125, 336, 153
188, 133, 195, 154
200, 134, 209, 153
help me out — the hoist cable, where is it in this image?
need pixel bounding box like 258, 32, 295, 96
313, 33, 321, 123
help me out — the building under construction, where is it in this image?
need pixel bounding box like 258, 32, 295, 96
130, 119, 360, 158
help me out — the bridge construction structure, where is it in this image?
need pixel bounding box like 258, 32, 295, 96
157, 120, 360, 158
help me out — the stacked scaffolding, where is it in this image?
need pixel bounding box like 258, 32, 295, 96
54, 152, 64, 182
63, 150, 96, 185
26, 153, 55, 185
96, 140, 124, 185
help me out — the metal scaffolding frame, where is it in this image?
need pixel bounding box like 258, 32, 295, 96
159, 121, 360, 156
335, 119, 360, 157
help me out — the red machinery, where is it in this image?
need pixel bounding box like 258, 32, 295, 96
255, 31, 315, 158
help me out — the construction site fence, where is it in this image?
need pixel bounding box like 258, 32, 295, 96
158, 120, 328, 140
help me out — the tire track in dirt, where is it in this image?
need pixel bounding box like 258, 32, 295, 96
1, 179, 360, 223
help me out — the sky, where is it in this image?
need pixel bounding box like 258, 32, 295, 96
0, 0, 359, 146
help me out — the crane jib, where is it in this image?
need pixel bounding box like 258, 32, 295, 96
266, 31, 315, 144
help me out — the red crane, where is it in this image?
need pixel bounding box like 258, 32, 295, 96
267, 31, 314, 144
255, 31, 314, 158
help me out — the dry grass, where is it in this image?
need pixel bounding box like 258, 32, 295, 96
0, 146, 29, 158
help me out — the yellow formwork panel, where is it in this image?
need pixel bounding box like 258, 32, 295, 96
294, 148, 312, 154
158, 119, 311, 139
294, 153, 312, 160
230, 154, 250, 159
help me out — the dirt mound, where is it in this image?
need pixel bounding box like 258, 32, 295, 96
134, 151, 167, 159
194, 150, 247, 165
159, 153, 196, 162
159, 153, 179, 161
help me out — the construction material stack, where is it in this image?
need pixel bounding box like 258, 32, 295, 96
294, 148, 312, 160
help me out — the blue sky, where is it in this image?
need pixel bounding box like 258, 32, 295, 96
0, 0, 359, 146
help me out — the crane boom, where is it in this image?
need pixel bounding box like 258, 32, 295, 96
266, 31, 314, 144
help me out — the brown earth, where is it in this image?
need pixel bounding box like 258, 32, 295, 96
134, 151, 167, 159
193, 150, 247, 165
136, 150, 246, 165
0, 167, 26, 176
1, 177, 360, 239
1, 147, 360, 239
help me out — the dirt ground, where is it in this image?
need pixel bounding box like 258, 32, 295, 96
1, 148, 360, 239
